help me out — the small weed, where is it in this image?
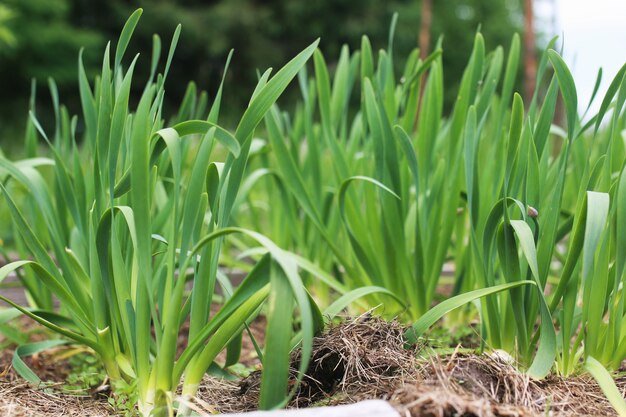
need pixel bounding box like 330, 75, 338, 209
109, 379, 139, 417
63, 352, 106, 393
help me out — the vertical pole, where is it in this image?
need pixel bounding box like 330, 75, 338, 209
524, 0, 537, 101
419, 0, 433, 60
416, 0, 433, 129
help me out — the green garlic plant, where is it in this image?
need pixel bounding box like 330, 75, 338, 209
2, 8, 626, 417
235, 14, 626, 385
0, 10, 331, 416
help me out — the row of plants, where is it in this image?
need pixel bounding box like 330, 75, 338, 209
239, 17, 626, 379
1, 9, 626, 417
238, 11, 626, 382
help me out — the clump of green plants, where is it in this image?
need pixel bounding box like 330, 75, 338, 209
234, 13, 626, 409
0, 9, 342, 416
2, 8, 626, 417
236, 21, 532, 323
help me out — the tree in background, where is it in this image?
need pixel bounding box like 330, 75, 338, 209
0, 0, 526, 144
0, 0, 102, 146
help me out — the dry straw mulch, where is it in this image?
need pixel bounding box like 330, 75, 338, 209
2, 316, 626, 416
199, 316, 626, 417
391, 352, 625, 417
0, 349, 114, 417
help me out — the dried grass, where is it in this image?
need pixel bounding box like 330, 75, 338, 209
199, 316, 626, 417
0, 350, 113, 417
201, 315, 419, 412
392, 350, 626, 417
2, 316, 626, 416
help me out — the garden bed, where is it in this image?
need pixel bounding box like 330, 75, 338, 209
1, 7, 626, 417
1, 316, 622, 417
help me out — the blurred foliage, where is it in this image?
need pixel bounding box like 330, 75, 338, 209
0, 0, 524, 146
0, 0, 103, 151
0, 4, 16, 48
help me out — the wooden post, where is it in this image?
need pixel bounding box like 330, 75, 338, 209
524, 0, 537, 101
415, 0, 433, 130
419, 0, 433, 60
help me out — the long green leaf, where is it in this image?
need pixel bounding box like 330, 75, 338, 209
405, 281, 535, 344
585, 356, 626, 417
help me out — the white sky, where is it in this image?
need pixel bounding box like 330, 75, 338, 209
538, 0, 626, 114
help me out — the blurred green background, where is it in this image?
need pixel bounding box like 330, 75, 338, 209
0, 0, 529, 150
